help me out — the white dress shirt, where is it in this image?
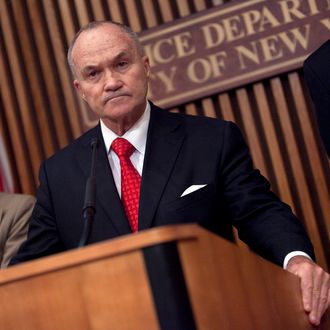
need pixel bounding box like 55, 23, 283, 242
100, 101, 311, 268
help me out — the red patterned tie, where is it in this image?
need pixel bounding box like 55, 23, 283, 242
111, 138, 140, 232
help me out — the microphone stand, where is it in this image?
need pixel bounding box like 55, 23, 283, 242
78, 137, 99, 248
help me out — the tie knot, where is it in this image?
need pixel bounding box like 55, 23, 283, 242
112, 138, 135, 158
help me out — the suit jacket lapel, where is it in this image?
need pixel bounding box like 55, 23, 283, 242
75, 125, 131, 236
138, 105, 185, 230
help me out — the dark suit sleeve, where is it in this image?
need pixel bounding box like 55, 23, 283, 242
9, 162, 65, 265
220, 122, 315, 265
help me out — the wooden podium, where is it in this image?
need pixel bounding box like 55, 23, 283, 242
0, 224, 327, 329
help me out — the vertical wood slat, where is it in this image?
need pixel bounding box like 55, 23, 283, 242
236, 89, 270, 181
288, 74, 330, 241
27, 0, 69, 150
91, 0, 107, 21
107, 0, 123, 22
201, 98, 217, 118
184, 103, 199, 116
123, 0, 142, 31
253, 83, 294, 208
0, 54, 32, 193
74, 0, 91, 26
57, 0, 89, 139
212, 0, 226, 5
1, 1, 42, 186
10, 0, 56, 158
177, 0, 190, 17
158, 0, 175, 23
42, 0, 82, 140
141, 0, 158, 28
218, 93, 235, 123
194, 0, 208, 11
58, 0, 78, 46
289, 74, 330, 220
270, 77, 328, 269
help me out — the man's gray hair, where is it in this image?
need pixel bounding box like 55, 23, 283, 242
67, 21, 144, 77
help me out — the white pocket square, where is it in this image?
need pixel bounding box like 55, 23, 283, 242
181, 184, 207, 197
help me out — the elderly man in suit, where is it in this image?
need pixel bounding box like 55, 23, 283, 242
0, 192, 35, 267
11, 21, 329, 325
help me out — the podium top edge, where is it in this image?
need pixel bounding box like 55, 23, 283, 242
0, 224, 215, 284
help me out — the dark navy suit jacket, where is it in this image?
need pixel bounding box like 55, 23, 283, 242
11, 103, 314, 266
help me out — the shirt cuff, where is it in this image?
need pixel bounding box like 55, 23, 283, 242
283, 251, 312, 269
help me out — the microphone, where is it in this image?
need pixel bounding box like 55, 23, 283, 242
78, 137, 99, 247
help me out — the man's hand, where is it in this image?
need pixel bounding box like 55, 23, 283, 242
287, 256, 330, 326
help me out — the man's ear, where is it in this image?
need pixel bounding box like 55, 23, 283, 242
74, 80, 85, 100
143, 56, 150, 78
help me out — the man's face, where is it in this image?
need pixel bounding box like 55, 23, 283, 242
72, 24, 150, 134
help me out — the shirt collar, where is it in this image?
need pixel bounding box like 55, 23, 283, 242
100, 101, 150, 155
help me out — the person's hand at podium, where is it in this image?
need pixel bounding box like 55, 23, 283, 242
287, 255, 330, 326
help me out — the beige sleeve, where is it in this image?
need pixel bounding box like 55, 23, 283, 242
0, 194, 36, 268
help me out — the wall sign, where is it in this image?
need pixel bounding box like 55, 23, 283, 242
139, 0, 330, 108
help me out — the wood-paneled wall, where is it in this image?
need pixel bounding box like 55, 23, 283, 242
1, 0, 329, 270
